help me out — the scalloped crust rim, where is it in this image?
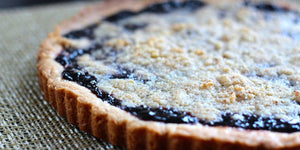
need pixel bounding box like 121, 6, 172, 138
37, 0, 300, 149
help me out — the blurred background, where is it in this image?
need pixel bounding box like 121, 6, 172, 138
0, 0, 92, 9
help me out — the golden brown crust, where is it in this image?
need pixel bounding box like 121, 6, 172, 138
37, 0, 300, 149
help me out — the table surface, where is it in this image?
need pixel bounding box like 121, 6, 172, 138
0, 1, 122, 149
1, 0, 300, 149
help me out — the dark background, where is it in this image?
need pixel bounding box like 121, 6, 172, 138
0, 0, 91, 9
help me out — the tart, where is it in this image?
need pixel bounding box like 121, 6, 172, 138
37, 0, 300, 149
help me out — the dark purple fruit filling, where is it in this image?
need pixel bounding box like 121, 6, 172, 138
55, 1, 300, 133
55, 44, 300, 133
294, 18, 300, 24
62, 66, 122, 106
110, 67, 134, 79
254, 3, 289, 12
209, 113, 300, 133
62, 1, 298, 40
55, 43, 103, 66
105, 1, 205, 22
122, 105, 199, 124
282, 32, 300, 40
244, 1, 290, 12
63, 24, 98, 39
105, 10, 137, 22
123, 23, 148, 31
63, 1, 206, 39
109, 67, 150, 84
55, 48, 86, 66
140, 0, 206, 13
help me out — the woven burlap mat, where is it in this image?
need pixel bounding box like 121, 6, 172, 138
3, 0, 300, 149
0, 2, 122, 149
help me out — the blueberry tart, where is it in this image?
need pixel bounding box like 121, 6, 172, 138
37, 0, 300, 149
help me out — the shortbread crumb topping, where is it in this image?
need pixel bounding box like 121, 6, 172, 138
72, 3, 300, 122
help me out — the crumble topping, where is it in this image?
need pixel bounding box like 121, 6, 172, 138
72, 3, 300, 122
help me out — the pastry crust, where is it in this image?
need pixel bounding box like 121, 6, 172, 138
37, 0, 300, 149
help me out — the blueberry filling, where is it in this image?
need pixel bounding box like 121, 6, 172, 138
55, 43, 102, 66
55, 45, 300, 133
244, 1, 290, 12
141, 0, 206, 13
294, 18, 300, 24
110, 67, 134, 79
254, 3, 289, 12
63, 24, 98, 39
63, 1, 206, 39
218, 10, 226, 19
105, 10, 137, 22
62, 66, 122, 106
122, 105, 199, 124
123, 23, 148, 31
109, 67, 150, 84
282, 32, 300, 40
62, 1, 297, 40
245, 2, 300, 40
94, 47, 118, 61
55, 48, 86, 66
105, 1, 205, 23
55, 1, 300, 133
210, 113, 300, 133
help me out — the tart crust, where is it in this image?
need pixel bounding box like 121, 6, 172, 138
37, 0, 300, 149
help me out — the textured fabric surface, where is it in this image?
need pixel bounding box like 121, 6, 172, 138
2, 0, 300, 149
0, 2, 121, 149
